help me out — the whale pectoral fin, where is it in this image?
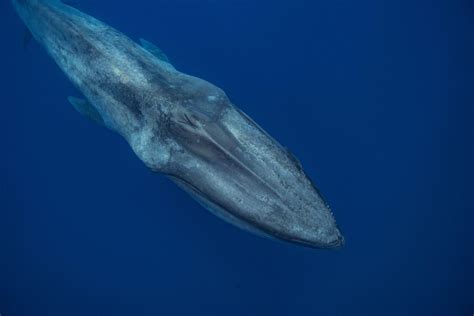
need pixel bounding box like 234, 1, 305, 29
139, 38, 174, 68
68, 96, 105, 126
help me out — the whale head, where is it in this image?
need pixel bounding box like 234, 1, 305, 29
134, 75, 344, 249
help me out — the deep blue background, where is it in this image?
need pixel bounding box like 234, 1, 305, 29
1, 0, 472, 315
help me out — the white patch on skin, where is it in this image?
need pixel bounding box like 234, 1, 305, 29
130, 127, 169, 170
207, 95, 217, 102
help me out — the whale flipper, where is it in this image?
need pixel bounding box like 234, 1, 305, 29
139, 38, 173, 67
68, 96, 105, 126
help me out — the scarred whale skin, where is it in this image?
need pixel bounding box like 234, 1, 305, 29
13, 0, 344, 249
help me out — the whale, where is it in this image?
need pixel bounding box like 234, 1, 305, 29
13, 0, 344, 249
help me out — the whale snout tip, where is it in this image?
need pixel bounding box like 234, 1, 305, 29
326, 228, 345, 249
320, 224, 345, 249
300, 223, 345, 249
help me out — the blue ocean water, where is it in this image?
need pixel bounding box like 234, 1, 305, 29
1, 0, 472, 315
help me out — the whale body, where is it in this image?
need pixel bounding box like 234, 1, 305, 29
13, 0, 344, 249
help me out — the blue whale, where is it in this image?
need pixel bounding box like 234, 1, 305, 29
13, 0, 344, 249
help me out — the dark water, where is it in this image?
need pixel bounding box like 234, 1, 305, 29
1, 0, 472, 315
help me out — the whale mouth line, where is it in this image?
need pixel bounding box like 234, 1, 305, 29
268, 228, 345, 249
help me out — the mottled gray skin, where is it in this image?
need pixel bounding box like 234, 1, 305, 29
13, 0, 344, 249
